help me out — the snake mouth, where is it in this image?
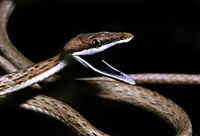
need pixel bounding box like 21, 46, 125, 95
72, 55, 135, 85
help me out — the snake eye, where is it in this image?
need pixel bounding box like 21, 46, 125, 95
91, 39, 102, 48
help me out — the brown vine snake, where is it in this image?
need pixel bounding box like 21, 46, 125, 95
0, 0, 199, 136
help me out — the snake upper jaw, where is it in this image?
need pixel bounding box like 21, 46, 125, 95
72, 55, 135, 85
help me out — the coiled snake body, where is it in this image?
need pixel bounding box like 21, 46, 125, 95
0, 0, 199, 136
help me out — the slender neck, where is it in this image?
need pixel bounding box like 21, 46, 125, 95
0, 52, 71, 95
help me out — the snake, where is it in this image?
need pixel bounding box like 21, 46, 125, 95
0, 31, 134, 95
0, 0, 199, 136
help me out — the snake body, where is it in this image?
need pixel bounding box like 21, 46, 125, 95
0, 0, 198, 136
20, 78, 193, 136
0, 54, 64, 95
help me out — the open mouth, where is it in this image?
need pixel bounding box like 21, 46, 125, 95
72, 54, 135, 85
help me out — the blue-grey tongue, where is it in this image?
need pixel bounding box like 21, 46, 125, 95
73, 55, 135, 85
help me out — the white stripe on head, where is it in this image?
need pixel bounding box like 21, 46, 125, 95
72, 37, 132, 56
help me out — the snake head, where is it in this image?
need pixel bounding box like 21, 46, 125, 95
64, 32, 135, 85
64, 32, 133, 55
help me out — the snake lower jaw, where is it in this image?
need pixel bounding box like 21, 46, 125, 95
72, 55, 135, 85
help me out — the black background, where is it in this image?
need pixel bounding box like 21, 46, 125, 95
0, 0, 200, 135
